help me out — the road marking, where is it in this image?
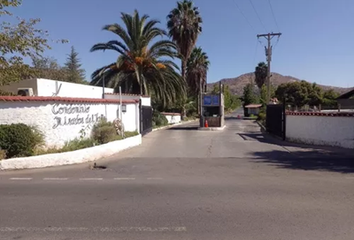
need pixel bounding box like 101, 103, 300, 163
9, 178, 32, 181
345, 177, 354, 180
147, 177, 163, 180
43, 178, 68, 181
79, 178, 103, 181
114, 178, 136, 181
0, 227, 187, 232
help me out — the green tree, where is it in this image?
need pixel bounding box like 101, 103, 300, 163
31, 56, 68, 80
212, 84, 240, 112
260, 84, 276, 104
167, 0, 202, 86
308, 83, 323, 106
255, 62, 267, 89
186, 47, 210, 96
90, 10, 185, 107
0, 0, 66, 85
275, 81, 324, 107
323, 89, 339, 107
64, 46, 86, 83
243, 83, 257, 106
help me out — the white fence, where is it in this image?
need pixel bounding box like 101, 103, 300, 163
0, 96, 139, 148
286, 112, 354, 149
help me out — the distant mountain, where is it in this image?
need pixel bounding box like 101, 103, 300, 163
207, 72, 353, 96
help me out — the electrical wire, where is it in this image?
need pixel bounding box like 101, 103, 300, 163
231, 0, 256, 32
267, 0, 280, 31
247, 0, 267, 32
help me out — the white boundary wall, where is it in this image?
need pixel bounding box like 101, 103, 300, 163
0, 97, 139, 148
0, 78, 114, 98
162, 113, 181, 124
286, 114, 354, 149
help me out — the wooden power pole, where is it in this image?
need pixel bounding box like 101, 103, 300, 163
257, 32, 282, 104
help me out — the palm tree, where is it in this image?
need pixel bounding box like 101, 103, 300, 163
90, 10, 185, 107
167, 0, 202, 84
186, 47, 210, 96
254, 62, 268, 89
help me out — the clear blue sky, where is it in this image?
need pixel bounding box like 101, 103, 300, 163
9, 0, 354, 87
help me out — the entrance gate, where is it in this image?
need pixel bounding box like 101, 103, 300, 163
266, 104, 286, 140
140, 104, 152, 136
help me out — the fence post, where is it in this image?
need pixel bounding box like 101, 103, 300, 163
282, 98, 286, 141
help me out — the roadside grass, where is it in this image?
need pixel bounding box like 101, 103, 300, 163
35, 131, 138, 156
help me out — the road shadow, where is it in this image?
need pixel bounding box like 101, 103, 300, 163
167, 125, 199, 131
251, 150, 354, 174
238, 127, 354, 174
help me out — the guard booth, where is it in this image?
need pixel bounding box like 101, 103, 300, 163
200, 91, 225, 128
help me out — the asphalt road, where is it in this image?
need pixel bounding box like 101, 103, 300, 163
0, 109, 353, 240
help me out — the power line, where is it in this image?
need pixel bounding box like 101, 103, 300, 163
231, 0, 256, 32
267, 0, 280, 31
247, 0, 267, 32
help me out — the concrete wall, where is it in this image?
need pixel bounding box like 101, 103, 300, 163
286, 114, 354, 149
0, 97, 139, 148
162, 113, 181, 124
0, 78, 114, 98
36, 79, 114, 98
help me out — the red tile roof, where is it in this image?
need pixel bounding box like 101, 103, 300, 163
0, 96, 138, 104
286, 111, 354, 117
105, 93, 149, 97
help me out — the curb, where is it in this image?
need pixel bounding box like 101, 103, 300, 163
152, 119, 198, 132
256, 121, 267, 132
0, 135, 142, 170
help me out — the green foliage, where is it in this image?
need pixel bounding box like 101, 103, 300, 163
260, 84, 276, 104
91, 118, 117, 145
323, 89, 340, 107
186, 47, 210, 96
0, 124, 44, 158
275, 81, 341, 108
167, 0, 202, 81
0, 0, 67, 85
152, 111, 168, 127
258, 112, 266, 121
255, 62, 267, 89
90, 10, 185, 108
61, 138, 96, 153
64, 46, 86, 83
31, 55, 68, 81
243, 83, 258, 106
211, 84, 241, 112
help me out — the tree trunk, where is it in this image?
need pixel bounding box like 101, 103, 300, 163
181, 60, 187, 119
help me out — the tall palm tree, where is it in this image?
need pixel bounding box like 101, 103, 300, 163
90, 10, 185, 107
167, 0, 202, 85
186, 47, 210, 96
254, 62, 268, 89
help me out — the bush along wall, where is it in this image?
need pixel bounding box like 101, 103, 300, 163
0, 124, 44, 158
152, 110, 168, 128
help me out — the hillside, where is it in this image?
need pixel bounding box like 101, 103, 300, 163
207, 72, 353, 96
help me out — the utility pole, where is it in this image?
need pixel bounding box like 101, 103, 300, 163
257, 32, 281, 104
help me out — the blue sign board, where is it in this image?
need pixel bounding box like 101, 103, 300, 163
203, 95, 219, 106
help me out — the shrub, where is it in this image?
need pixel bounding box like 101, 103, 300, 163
152, 111, 168, 127
91, 118, 117, 144
0, 124, 44, 158
61, 138, 97, 152
258, 112, 266, 121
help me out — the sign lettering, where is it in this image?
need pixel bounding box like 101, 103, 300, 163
52, 104, 102, 129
